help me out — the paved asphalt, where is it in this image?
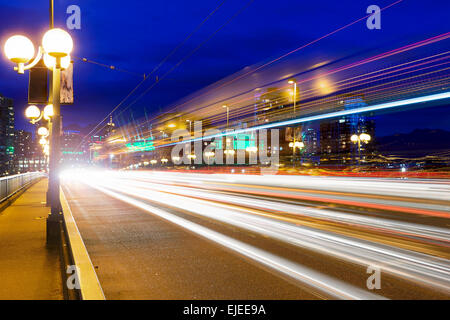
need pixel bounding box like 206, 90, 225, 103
62, 170, 450, 300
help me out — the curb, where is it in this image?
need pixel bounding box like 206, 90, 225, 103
60, 188, 106, 300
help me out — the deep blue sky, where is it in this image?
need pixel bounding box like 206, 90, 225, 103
0, 0, 449, 136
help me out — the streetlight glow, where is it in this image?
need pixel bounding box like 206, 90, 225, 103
4, 35, 35, 63
38, 127, 49, 136
42, 28, 73, 58
43, 53, 71, 70
224, 149, 235, 155
360, 133, 371, 142
43, 104, 53, 120
25, 105, 41, 119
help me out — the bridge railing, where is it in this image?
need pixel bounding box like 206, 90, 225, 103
0, 172, 45, 203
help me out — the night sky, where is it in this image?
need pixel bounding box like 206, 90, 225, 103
0, 0, 449, 137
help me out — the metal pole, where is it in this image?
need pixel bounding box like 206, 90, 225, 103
292, 144, 295, 168
293, 83, 297, 117
226, 107, 229, 129
49, 0, 54, 28
358, 139, 361, 166
45, 120, 52, 206
46, 57, 62, 245
46, 0, 54, 206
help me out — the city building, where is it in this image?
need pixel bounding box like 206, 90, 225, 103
61, 130, 87, 168
88, 116, 116, 164
104, 115, 116, 137
319, 95, 375, 164
13, 130, 47, 173
0, 94, 15, 176
301, 127, 320, 163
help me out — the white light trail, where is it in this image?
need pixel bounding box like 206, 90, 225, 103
89, 183, 386, 300
159, 91, 450, 148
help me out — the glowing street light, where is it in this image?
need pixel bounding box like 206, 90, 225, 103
39, 137, 48, 145
224, 149, 235, 155
4, 35, 35, 73
351, 133, 371, 144
316, 78, 333, 95
204, 151, 215, 165
359, 133, 371, 143
25, 105, 41, 121
24, 104, 53, 124
38, 127, 49, 137
351, 133, 371, 164
289, 141, 304, 149
43, 104, 53, 120
43, 53, 71, 70
289, 140, 305, 168
42, 28, 73, 58
4, 29, 73, 75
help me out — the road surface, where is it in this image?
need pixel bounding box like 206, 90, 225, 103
61, 170, 450, 300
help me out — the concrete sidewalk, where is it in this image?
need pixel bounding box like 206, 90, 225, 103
0, 179, 63, 300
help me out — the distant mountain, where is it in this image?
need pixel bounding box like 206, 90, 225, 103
377, 129, 450, 157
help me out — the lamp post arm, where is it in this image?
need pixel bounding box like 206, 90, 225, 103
14, 46, 44, 74
30, 111, 45, 125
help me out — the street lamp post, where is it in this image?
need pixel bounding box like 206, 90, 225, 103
186, 119, 192, 135
350, 133, 371, 165
288, 80, 297, 117
4, 18, 73, 244
223, 105, 229, 129
187, 154, 196, 165
289, 141, 304, 168
205, 151, 214, 168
